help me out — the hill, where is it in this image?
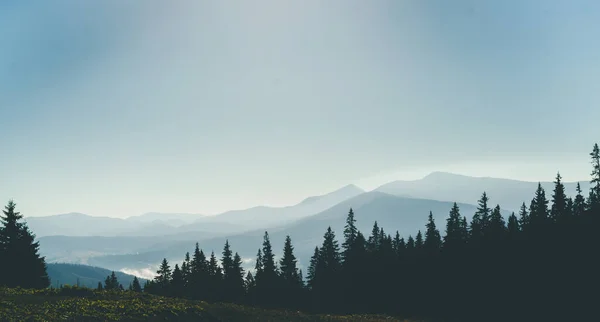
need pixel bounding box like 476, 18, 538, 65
194, 184, 365, 229
46, 263, 147, 289
376, 171, 590, 211
26, 185, 363, 239
87, 192, 507, 272
0, 288, 399, 321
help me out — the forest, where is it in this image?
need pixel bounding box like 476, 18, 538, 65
141, 143, 600, 321
1, 143, 599, 322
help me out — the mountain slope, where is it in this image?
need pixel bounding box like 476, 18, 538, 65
88, 192, 506, 272
192, 184, 365, 229
376, 172, 590, 211
46, 263, 147, 288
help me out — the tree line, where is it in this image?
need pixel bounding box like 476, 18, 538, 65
143, 143, 600, 321
2, 143, 599, 321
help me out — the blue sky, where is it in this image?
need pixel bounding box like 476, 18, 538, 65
1, 0, 599, 218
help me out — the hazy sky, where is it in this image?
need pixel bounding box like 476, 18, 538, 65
1, 0, 599, 218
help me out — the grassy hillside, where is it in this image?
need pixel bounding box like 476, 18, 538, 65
47, 263, 147, 289
0, 287, 402, 321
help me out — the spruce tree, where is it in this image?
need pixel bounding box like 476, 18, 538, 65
470, 192, 491, 240
171, 264, 184, 295
279, 235, 302, 290
551, 172, 569, 222
518, 202, 530, 230
415, 230, 424, 249
0, 200, 50, 288
424, 211, 442, 252
341, 208, 358, 262
182, 251, 191, 287
530, 183, 549, 229
306, 246, 320, 290
155, 258, 172, 289
487, 204, 506, 238
104, 271, 119, 290
230, 253, 246, 302
589, 143, 600, 212
131, 276, 142, 292
316, 227, 342, 311
573, 183, 586, 217
260, 232, 277, 280
221, 241, 245, 303
207, 251, 223, 301
254, 249, 263, 282
190, 244, 208, 299
97, 282, 103, 290
367, 221, 380, 252
507, 213, 519, 236
477, 192, 491, 230
444, 203, 463, 250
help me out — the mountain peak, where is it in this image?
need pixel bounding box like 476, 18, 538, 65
422, 171, 467, 180
299, 184, 364, 205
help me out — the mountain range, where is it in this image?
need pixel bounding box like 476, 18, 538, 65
30, 172, 590, 278
46, 263, 147, 289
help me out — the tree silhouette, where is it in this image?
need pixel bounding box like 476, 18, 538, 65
104, 271, 119, 290
279, 235, 302, 308
0, 200, 50, 289
131, 276, 142, 292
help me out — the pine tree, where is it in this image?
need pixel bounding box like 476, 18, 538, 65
97, 282, 103, 290
190, 244, 208, 299
279, 235, 301, 289
182, 251, 191, 287
207, 251, 223, 301
487, 204, 506, 238
518, 202, 530, 230
261, 231, 277, 280
254, 249, 263, 282
406, 235, 415, 251
342, 208, 358, 262
306, 246, 320, 290
589, 143, 600, 212
507, 213, 519, 236
444, 203, 464, 250
104, 271, 119, 290
316, 227, 342, 311
367, 221, 380, 252
256, 231, 279, 307
221, 241, 245, 303
530, 183, 549, 229
415, 230, 424, 249
0, 200, 50, 288
245, 271, 256, 300
424, 211, 442, 252
471, 192, 491, 240
551, 172, 569, 222
155, 258, 172, 289
131, 276, 142, 292
573, 183, 586, 217
171, 264, 184, 295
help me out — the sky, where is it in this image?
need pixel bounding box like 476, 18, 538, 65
1, 0, 599, 218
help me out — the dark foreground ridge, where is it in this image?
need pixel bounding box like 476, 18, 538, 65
0, 287, 401, 322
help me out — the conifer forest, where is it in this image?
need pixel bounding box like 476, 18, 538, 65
1, 143, 600, 321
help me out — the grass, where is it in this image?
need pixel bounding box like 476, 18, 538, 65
0, 287, 402, 321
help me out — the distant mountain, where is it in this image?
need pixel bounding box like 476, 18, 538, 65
125, 212, 206, 226
198, 184, 365, 229
25, 213, 242, 238
376, 172, 590, 211
46, 263, 147, 289
88, 192, 506, 273
38, 230, 226, 264
27, 185, 363, 239
25, 213, 139, 237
